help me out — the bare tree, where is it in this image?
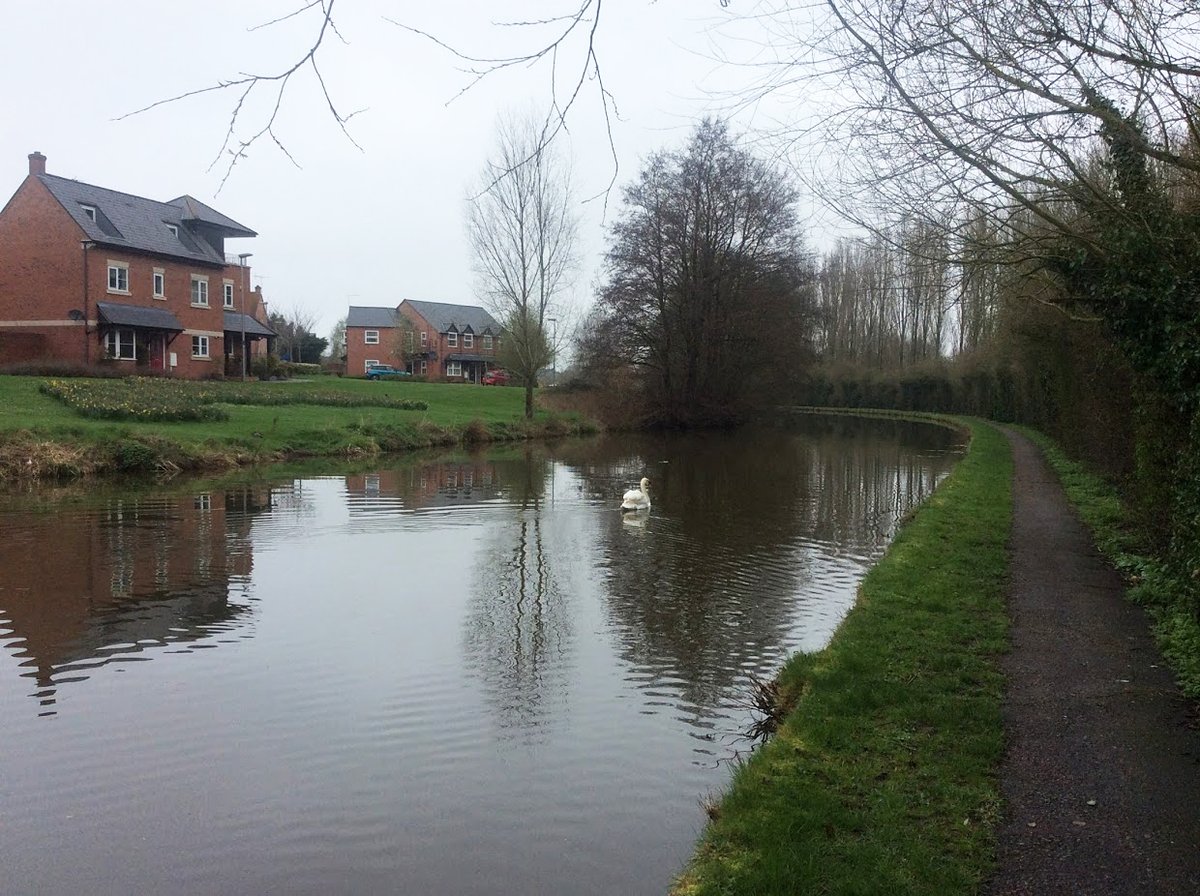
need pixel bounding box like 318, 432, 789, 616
468, 111, 579, 418
738, 1, 1200, 248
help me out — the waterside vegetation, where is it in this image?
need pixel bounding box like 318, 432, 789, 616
675, 420, 1011, 895
0, 374, 595, 480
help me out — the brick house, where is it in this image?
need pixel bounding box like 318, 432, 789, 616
346, 299, 504, 381
0, 151, 274, 377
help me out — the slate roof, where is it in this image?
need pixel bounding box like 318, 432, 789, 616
401, 300, 501, 334
97, 301, 184, 332
223, 311, 276, 337
347, 305, 402, 328
38, 174, 254, 266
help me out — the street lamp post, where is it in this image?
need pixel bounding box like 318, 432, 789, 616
238, 253, 253, 380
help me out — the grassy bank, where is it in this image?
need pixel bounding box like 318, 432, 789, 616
1021, 428, 1200, 700
0, 374, 596, 479
674, 420, 1012, 896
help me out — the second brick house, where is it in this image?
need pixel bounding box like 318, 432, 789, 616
0, 151, 274, 377
347, 299, 504, 382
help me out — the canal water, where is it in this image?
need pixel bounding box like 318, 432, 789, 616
0, 415, 962, 895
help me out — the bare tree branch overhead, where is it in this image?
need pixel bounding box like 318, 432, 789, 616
119, 0, 363, 190
734, 0, 1200, 250
120, 1, 741, 198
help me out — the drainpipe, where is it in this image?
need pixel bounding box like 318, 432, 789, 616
81, 240, 94, 364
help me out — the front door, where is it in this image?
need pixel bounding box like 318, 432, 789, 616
148, 334, 165, 371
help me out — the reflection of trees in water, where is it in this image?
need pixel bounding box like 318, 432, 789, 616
560, 418, 960, 714
461, 453, 573, 741
790, 416, 960, 545
0, 484, 276, 714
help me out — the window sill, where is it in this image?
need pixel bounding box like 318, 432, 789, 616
190, 303, 210, 309
153, 295, 167, 301
107, 289, 131, 296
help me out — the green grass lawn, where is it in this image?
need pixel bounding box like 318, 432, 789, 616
0, 374, 590, 477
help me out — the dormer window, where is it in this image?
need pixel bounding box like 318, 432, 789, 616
447, 330, 458, 348
81, 204, 97, 222
166, 223, 178, 237
463, 332, 474, 349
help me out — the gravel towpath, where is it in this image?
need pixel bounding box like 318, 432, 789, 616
986, 429, 1200, 895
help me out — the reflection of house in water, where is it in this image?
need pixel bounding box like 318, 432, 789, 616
345, 460, 503, 511
0, 486, 274, 714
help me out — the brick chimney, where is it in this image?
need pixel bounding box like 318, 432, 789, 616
28, 151, 46, 176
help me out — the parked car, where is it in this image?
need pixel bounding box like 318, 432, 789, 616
482, 369, 511, 386
365, 364, 410, 380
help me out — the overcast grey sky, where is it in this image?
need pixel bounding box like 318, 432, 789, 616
2, 1, 827, 342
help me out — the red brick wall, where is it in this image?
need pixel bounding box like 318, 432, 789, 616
0, 177, 90, 364
347, 325, 402, 377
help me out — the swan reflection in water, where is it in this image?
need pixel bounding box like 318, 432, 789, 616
622, 509, 651, 533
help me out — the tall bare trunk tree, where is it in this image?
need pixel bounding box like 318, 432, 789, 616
468, 112, 578, 418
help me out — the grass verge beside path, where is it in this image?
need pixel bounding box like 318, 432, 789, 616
674, 420, 1012, 896
1020, 428, 1200, 700
0, 375, 595, 479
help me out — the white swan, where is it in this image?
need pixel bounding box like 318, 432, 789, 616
621, 477, 651, 511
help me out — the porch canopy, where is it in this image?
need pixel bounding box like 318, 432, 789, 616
223, 311, 275, 339
97, 301, 184, 333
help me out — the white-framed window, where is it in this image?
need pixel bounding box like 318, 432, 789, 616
365, 330, 380, 344
406, 331, 414, 350
447, 331, 458, 347
223, 281, 234, 308
81, 204, 97, 222
107, 263, 129, 293
482, 334, 493, 350
192, 335, 210, 358
446, 361, 462, 377
364, 359, 380, 372
420, 360, 427, 374
153, 269, 165, 298
191, 275, 209, 306
420, 331, 427, 345
166, 223, 178, 238
463, 332, 474, 348
194, 494, 212, 512
104, 328, 136, 360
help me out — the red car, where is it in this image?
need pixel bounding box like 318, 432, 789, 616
482, 369, 510, 386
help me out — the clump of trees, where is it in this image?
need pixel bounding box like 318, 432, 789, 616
580, 119, 815, 426
268, 307, 328, 364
